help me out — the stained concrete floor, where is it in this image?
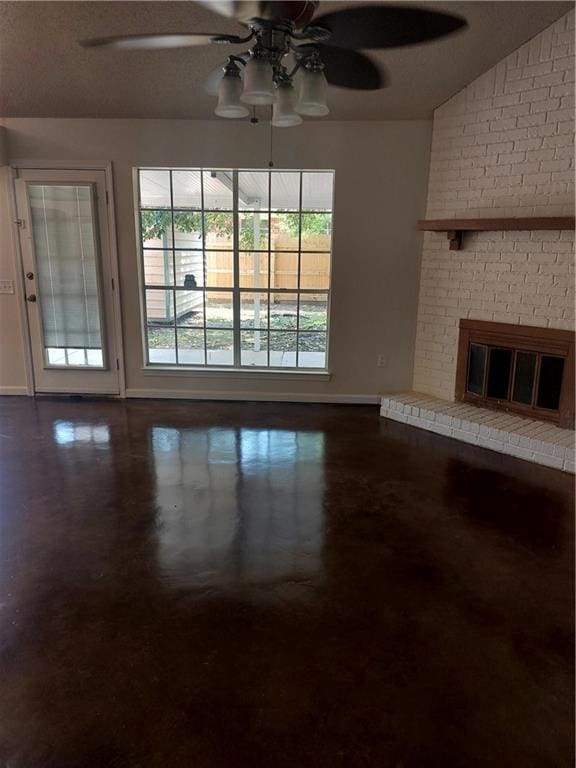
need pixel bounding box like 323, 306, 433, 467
0, 397, 573, 767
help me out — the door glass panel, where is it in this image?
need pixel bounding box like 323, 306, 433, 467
28, 184, 105, 368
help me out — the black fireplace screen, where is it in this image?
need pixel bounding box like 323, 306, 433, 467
467, 343, 565, 412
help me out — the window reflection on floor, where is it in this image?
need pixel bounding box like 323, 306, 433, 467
53, 421, 110, 445
151, 426, 325, 587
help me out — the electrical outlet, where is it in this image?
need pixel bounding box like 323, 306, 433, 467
0, 280, 14, 295
377, 354, 388, 367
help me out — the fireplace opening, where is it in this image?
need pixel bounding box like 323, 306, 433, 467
467, 344, 565, 411
456, 320, 574, 428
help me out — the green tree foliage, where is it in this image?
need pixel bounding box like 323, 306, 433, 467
141, 209, 330, 249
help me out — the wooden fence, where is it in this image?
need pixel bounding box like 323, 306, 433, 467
145, 232, 330, 321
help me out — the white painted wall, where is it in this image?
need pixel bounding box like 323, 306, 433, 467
413, 10, 575, 399
0, 118, 431, 400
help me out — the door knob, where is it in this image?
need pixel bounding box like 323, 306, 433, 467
26, 272, 34, 280
26, 294, 37, 302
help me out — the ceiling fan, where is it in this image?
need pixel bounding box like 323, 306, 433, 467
81, 1, 468, 127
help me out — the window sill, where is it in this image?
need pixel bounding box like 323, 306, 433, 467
142, 365, 332, 381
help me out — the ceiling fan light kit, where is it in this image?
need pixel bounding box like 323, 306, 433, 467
215, 70, 250, 118
272, 82, 303, 127
240, 54, 275, 105
296, 68, 329, 116
81, 2, 468, 128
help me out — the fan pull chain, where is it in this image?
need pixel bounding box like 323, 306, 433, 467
269, 106, 274, 168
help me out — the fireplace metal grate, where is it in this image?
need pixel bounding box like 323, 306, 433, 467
455, 320, 574, 428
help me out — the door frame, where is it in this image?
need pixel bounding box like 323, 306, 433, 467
9, 161, 125, 397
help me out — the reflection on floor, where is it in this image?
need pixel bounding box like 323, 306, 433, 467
153, 426, 324, 585
0, 398, 573, 767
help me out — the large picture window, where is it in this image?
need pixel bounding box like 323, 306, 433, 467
137, 168, 334, 370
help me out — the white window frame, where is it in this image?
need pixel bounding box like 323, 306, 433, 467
135, 168, 334, 375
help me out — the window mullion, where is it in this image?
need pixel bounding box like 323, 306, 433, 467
295, 171, 303, 368
267, 170, 271, 367
232, 170, 241, 367
200, 171, 207, 364
170, 170, 179, 364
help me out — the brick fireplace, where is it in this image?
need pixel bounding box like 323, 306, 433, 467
412, 10, 574, 401
380, 10, 575, 473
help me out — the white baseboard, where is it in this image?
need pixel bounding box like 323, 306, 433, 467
125, 388, 380, 405
0, 386, 29, 396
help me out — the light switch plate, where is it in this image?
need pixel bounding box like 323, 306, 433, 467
0, 280, 15, 294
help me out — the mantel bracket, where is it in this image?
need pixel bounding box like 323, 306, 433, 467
447, 230, 462, 251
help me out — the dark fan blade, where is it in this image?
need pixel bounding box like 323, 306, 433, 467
309, 5, 467, 50
204, 51, 250, 95
80, 33, 245, 50
297, 45, 386, 90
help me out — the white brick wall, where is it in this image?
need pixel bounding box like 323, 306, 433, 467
413, 10, 575, 399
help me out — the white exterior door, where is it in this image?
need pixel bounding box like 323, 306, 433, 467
15, 169, 121, 395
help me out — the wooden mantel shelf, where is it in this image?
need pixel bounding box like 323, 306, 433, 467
417, 217, 575, 250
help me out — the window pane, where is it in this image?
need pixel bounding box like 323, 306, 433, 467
300, 252, 330, 290
205, 293, 233, 328
171, 211, 202, 248
512, 351, 537, 405
241, 331, 268, 367
47, 348, 67, 365
302, 172, 333, 211
269, 331, 297, 367
273, 252, 299, 290
270, 213, 299, 250
86, 349, 104, 367
270, 294, 298, 329
140, 170, 171, 208
467, 344, 486, 396
172, 170, 202, 209
206, 330, 234, 365
240, 293, 269, 329
173, 251, 203, 289
299, 296, 328, 331
66, 348, 87, 366
177, 329, 205, 365
239, 171, 269, 210
298, 333, 327, 368
203, 170, 233, 210
146, 288, 174, 325
300, 213, 332, 251
486, 348, 512, 400
206, 251, 233, 288
239, 252, 269, 289
240, 212, 269, 250
148, 327, 176, 364
271, 171, 300, 210
144, 249, 174, 286
537, 356, 564, 410
204, 212, 233, 250
175, 290, 203, 326
141, 209, 172, 246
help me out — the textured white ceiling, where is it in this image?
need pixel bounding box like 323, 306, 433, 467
0, 1, 572, 119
